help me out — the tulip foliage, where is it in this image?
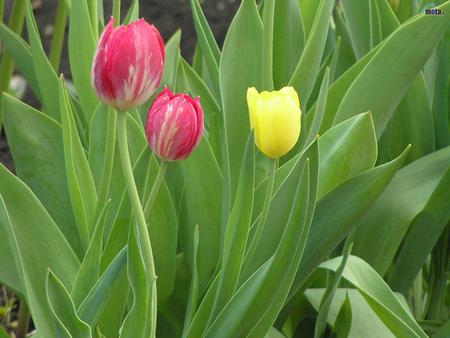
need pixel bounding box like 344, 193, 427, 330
0, 0, 449, 337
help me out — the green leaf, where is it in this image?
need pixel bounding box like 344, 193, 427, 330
119, 224, 154, 338
332, 292, 352, 338
71, 201, 111, 307
180, 137, 222, 292
306, 289, 395, 338
353, 146, 450, 275
390, 166, 450, 292
209, 134, 255, 318
289, 0, 335, 107
334, 2, 450, 138
68, 0, 98, 122
207, 158, 312, 337
159, 30, 181, 92
78, 247, 127, 327
272, 0, 304, 88
320, 256, 427, 337
314, 241, 353, 338
291, 145, 410, 294
341, 0, 370, 59
46, 270, 92, 338
434, 320, 450, 338
317, 112, 377, 199
0, 167, 80, 338
24, 0, 60, 121
1, 93, 83, 257
0, 22, 41, 99
123, 0, 139, 24
261, 0, 275, 89
243, 139, 318, 280
189, 0, 221, 96
0, 326, 9, 338
59, 77, 98, 250
220, 0, 263, 199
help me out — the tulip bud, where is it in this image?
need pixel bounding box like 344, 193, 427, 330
247, 87, 301, 159
91, 17, 164, 111
146, 87, 204, 161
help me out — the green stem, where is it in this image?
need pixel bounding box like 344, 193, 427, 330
243, 159, 277, 271
16, 299, 30, 338
143, 160, 168, 217
49, 0, 68, 72
0, 0, 4, 24
0, 0, 26, 94
117, 111, 157, 333
112, 0, 121, 25
95, 107, 117, 219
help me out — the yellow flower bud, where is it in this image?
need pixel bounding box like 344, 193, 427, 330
247, 87, 302, 159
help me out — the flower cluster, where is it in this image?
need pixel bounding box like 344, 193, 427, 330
92, 18, 301, 162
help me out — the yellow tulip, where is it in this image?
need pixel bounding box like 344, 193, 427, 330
247, 86, 302, 159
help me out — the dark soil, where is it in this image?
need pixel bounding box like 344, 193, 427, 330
0, 0, 239, 171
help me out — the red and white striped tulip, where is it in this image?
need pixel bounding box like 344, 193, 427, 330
145, 87, 204, 161
91, 17, 164, 111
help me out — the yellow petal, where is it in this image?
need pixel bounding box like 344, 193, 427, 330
279, 86, 300, 107
247, 87, 259, 129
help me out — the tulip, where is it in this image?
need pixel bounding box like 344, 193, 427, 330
91, 17, 164, 111
247, 87, 301, 159
146, 87, 204, 161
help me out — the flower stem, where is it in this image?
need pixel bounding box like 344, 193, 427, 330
243, 159, 277, 273
117, 111, 157, 333
143, 160, 168, 217
49, 0, 68, 72
112, 0, 120, 25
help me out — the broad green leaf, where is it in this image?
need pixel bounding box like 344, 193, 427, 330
353, 146, 450, 275
0, 22, 41, 99
261, 0, 275, 89
46, 270, 92, 338
119, 222, 155, 338
320, 256, 427, 337
189, 0, 221, 96
24, 1, 60, 121
1, 93, 83, 257
0, 167, 80, 338
0, 194, 22, 295
332, 292, 352, 338
209, 134, 255, 319
78, 248, 127, 327
369, 0, 383, 48
265, 327, 286, 338
314, 241, 353, 338
220, 0, 263, 199
306, 289, 395, 338
273, 0, 304, 88
383, 74, 435, 164
341, 0, 370, 58
434, 320, 450, 338
71, 201, 111, 307
69, 0, 98, 122
316, 45, 380, 133
318, 112, 377, 198
207, 159, 311, 337
334, 2, 450, 138
59, 77, 98, 250
180, 137, 222, 292
302, 67, 330, 150
0, 327, 9, 338
297, 0, 319, 39
159, 30, 181, 92
176, 58, 222, 161
291, 146, 410, 294
289, 0, 335, 107
432, 27, 450, 148
243, 140, 318, 280
390, 166, 450, 292
183, 226, 200, 335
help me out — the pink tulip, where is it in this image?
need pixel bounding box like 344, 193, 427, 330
146, 87, 204, 161
91, 17, 164, 111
